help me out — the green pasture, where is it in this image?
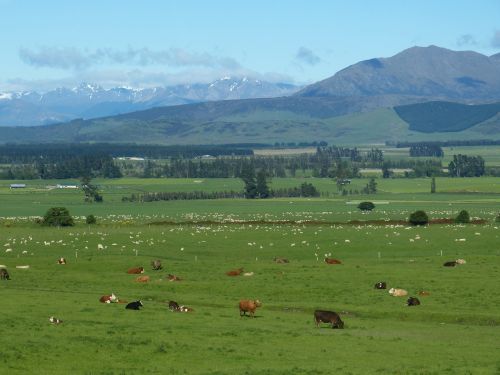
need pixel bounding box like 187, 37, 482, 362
1, 222, 499, 374
0, 177, 499, 224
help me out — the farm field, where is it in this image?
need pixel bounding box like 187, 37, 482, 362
0, 177, 500, 374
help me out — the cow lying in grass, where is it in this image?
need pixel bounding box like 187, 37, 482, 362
389, 288, 408, 297
125, 301, 143, 310
99, 293, 119, 303
226, 268, 244, 276
127, 267, 144, 274
324, 258, 342, 265
168, 300, 193, 312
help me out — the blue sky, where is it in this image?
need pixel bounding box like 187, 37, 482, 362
1, 0, 499, 91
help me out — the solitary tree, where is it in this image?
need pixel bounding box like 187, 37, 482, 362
256, 169, 270, 198
431, 177, 436, 193
455, 210, 470, 224
362, 178, 377, 194
409, 210, 429, 226
241, 163, 257, 199
358, 201, 375, 211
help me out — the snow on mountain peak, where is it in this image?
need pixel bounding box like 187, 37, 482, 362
0, 93, 13, 100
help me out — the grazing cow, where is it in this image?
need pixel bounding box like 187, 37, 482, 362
226, 267, 244, 276
273, 257, 289, 264
57, 257, 66, 265
314, 310, 344, 329
418, 291, 430, 296
407, 297, 421, 306
151, 259, 162, 270
135, 275, 150, 283
127, 267, 144, 274
49, 316, 63, 324
125, 301, 143, 310
99, 293, 118, 303
0, 268, 10, 280
324, 258, 342, 265
455, 259, 466, 265
443, 261, 457, 267
389, 288, 408, 297
239, 299, 262, 318
167, 274, 181, 282
374, 282, 387, 289
168, 300, 180, 311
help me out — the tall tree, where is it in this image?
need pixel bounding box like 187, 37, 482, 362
241, 162, 257, 199
256, 169, 270, 198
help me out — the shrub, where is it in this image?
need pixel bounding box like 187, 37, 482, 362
42, 207, 74, 227
455, 210, 470, 224
409, 210, 429, 226
86, 215, 97, 225
358, 201, 375, 211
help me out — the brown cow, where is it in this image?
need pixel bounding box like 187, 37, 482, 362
226, 267, 244, 276
239, 299, 262, 317
127, 267, 144, 274
135, 275, 150, 283
167, 274, 181, 282
314, 310, 344, 329
324, 258, 342, 265
99, 293, 118, 303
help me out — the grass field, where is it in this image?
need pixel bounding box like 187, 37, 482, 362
1, 177, 500, 374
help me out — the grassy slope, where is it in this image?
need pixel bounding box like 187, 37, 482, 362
1, 105, 500, 145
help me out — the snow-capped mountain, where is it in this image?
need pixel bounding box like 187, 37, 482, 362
0, 78, 299, 126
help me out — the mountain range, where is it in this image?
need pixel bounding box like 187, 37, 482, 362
1, 45, 500, 144
0, 78, 299, 127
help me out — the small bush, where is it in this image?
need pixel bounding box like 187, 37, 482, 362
86, 215, 97, 225
455, 210, 470, 224
358, 201, 375, 211
42, 207, 74, 227
409, 210, 429, 226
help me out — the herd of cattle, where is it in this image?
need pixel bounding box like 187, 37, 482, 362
0, 255, 466, 329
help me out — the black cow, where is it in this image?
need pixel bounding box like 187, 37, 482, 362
168, 300, 180, 311
125, 300, 143, 310
374, 281, 386, 289
314, 310, 344, 329
443, 261, 457, 267
151, 259, 162, 270
407, 297, 421, 306
0, 268, 9, 280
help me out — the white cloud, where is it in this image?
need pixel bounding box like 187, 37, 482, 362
18, 46, 242, 70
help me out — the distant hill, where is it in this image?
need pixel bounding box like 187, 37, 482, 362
0, 78, 299, 127
297, 46, 500, 101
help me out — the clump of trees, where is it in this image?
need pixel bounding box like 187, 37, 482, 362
448, 155, 485, 177
42, 207, 74, 227
409, 210, 429, 226
362, 178, 377, 194
409, 144, 444, 157
81, 176, 103, 202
